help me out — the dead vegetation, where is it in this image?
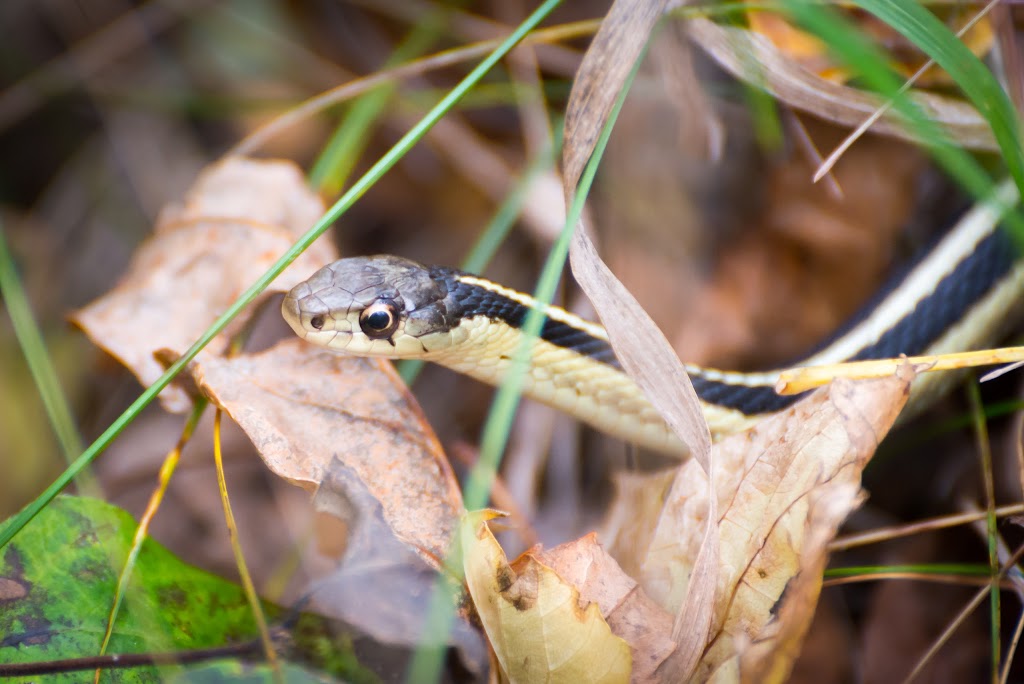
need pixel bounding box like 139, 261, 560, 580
2, 1, 1024, 682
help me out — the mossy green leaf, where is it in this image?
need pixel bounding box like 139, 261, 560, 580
0, 496, 260, 681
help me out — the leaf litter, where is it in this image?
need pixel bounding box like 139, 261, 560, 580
193, 338, 463, 565
71, 157, 336, 413
63, 7, 973, 681
464, 354, 912, 681
442, 2, 923, 682
72, 156, 469, 657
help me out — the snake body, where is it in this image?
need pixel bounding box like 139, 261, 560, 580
282, 188, 1024, 457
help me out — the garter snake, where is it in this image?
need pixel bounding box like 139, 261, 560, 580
282, 186, 1024, 457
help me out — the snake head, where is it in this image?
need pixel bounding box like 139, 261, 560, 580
282, 255, 455, 357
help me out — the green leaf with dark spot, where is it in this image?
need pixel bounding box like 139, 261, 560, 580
0, 496, 263, 681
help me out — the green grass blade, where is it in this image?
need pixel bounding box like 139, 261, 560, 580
0, 0, 563, 550
398, 126, 562, 386
967, 380, 1002, 677
825, 563, 992, 578
406, 40, 641, 684
310, 7, 454, 194
853, 0, 1024, 198
782, 1, 1023, 233
0, 224, 97, 495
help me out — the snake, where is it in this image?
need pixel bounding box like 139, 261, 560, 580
282, 186, 1024, 458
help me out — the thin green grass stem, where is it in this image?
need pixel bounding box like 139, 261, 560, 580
398, 125, 563, 386
826, 563, 993, 578
0, 224, 98, 496
967, 380, 1001, 677
406, 39, 640, 684
0, 0, 562, 549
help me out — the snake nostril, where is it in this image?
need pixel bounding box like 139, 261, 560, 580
310, 315, 325, 330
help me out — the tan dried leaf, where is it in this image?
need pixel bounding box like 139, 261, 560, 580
562, 3, 716, 676
462, 512, 633, 684
71, 157, 336, 412
571, 199, 717, 681
601, 368, 915, 682
688, 18, 997, 151
192, 338, 463, 564
303, 459, 484, 667
562, 0, 668, 190
602, 469, 678, 580
747, 10, 993, 88
535, 535, 677, 683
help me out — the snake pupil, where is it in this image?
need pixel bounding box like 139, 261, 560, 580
310, 315, 325, 330
366, 311, 391, 330
359, 300, 399, 339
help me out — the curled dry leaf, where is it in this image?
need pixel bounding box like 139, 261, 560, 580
562, 0, 667, 190
562, 0, 714, 460
71, 157, 336, 412
461, 512, 633, 684
570, 203, 718, 682
534, 535, 677, 683
306, 459, 485, 669
561, 0, 708, 466
688, 18, 997, 151
747, 10, 993, 88
192, 338, 463, 565
602, 367, 915, 682
562, 1, 716, 676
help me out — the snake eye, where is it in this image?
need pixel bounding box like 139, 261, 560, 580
309, 315, 325, 330
359, 300, 399, 339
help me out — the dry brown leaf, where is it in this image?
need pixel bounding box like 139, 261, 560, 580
461, 512, 633, 683
599, 368, 914, 682
602, 469, 678, 581
306, 459, 485, 668
747, 9, 993, 87
192, 338, 463, 565
71, 157, 336, 412
535, 535, 677, 683
572, 211, 718, 680
688, 18, 997, 151
562, 2, 717, 677
563, 0, 667, 190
